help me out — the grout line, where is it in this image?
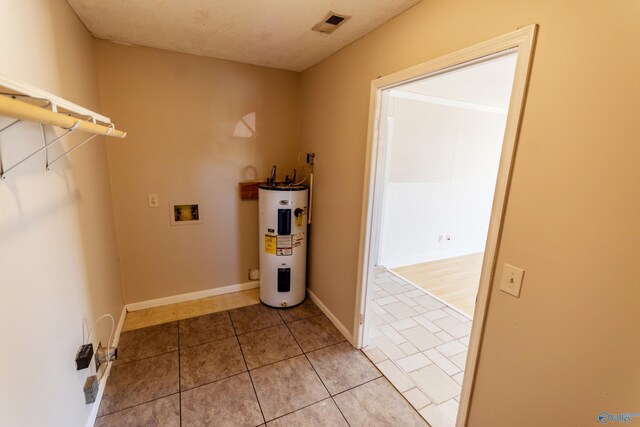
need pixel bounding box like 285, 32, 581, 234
95, 392, 181, 419
112, 347, 179, 367
232, 313, 267, 425
280, 317, 354, 425
177, 318, 182, 427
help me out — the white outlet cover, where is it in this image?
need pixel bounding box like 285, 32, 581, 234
148, 193, 159, 207
500, 263, 525, 297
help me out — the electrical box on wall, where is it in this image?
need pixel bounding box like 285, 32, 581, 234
170, 203, 202, 225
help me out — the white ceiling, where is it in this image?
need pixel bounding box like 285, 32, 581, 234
399, 52, 518, 109
67, 0, 421, 72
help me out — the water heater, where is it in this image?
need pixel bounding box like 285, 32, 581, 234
258, 183, 308, 308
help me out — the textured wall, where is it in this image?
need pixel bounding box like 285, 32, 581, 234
0, 1, 124, 426
96, 41, 300, 303
299, 0, 640, 425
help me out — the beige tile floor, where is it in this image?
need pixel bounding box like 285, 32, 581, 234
122, 288, 261, 332
363, 267, 474, 427
98, 296, 428, 426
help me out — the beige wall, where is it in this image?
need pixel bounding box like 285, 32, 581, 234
300, 0, 640, 425
0, 1, 123, 426
95, 42, 300, 303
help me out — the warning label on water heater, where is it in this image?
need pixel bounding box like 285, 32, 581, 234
276, 235, 293, 256
265, 234, 276, 254
293, 232, 304, 248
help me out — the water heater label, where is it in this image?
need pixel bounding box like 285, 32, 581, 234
265, 234, 276, 254
277, 235, 292, 248
293, 232, 305, 247
276, 235, 293, 256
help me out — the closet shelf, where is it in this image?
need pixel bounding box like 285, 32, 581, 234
0, 73, 127, 179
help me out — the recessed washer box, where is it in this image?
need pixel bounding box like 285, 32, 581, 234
170, 203, 202, 226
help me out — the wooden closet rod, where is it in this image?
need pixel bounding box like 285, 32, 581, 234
0, 95, 127, 138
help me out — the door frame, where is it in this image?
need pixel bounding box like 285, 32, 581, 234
353, 25, 538, 426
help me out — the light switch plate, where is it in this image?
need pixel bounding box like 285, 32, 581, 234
148, 193, 159, 207
500, 263, 525, 297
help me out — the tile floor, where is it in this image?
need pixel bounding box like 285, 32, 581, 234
96, 296, 429, 426
362, 267, 473, 427
122, 288, 261, 332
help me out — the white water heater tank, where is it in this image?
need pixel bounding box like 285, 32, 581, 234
258, 183, 309, 308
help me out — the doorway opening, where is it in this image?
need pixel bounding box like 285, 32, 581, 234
354, 26, 537, 427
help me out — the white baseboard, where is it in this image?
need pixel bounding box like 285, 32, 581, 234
86, 305, 127, 427
125, 281, 260, 312
307, 289, 354, 345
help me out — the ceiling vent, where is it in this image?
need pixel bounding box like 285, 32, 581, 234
312, 12, 351, 34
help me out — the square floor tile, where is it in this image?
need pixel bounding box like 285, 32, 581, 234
278, 298, 322, 322
452, 372, 465, 385
414, 315, 442, 333
380, 324, 407, 344
180, 336, 246, 390
362, 346, 388, 364
334, 377, 427, 426
438, 398, 460, 421
307, 342, 381, 395
423, 349, 460, 376
98, 351, 179, 416
433, 316, 471, 339
435, 331, 455, 343
237, 324, 302, 369
375, 360, 414, 392
414, 294, 445, 311
230, 304, 283, 334
250, 355, 329, 421
410, 365, 460, 405
436, 340, 467, 357
371, 336, 406, 361
95, 394, 180, 427
399, 326, 443, 351
449, 351, 468, 370
419, 404, 456, 427
396, 353, 432, 373
374, 296, 399, 305
179, 311, 235, 348
116, 321, 178, 365
403, 388, 432, 410
398, 341, 419, 356
266, 398, 348, 427
181, 372, 264, 427
287, 315, 346, 352
377, 280, 408, 295
425, 310, 448, 321
383, 302, 419, 320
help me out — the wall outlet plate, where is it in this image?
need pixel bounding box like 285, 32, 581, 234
500, 263, 525, 297
249, 268, 260, 281
148, 193, 159, 207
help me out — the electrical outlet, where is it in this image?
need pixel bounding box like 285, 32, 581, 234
500, 263, 525, 297
249, 268, 260, 281
148, 193, 159, 207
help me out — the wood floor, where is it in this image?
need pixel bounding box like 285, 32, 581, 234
392, 252, 483, 317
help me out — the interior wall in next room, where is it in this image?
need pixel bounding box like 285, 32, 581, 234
96, 41, 301, 304
379, 96, 507, 268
